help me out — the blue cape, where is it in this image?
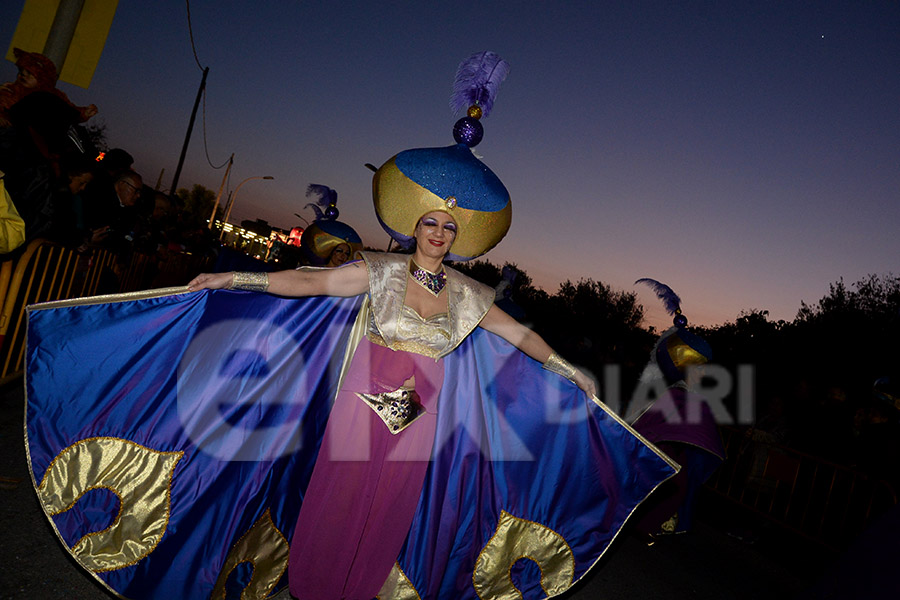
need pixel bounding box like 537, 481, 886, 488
25, 289, 676, 599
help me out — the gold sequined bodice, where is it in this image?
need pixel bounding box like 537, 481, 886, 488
367, 305, 451, 359
359, 251, 495, 359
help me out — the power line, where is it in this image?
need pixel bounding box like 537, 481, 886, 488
185, 0, 228, 170
185, 0, 204, 71
202, 90, 230, 169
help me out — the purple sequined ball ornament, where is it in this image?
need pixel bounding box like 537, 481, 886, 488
453, 116, 484, 147
325, 204, 339, 220
674, 314, 688, 327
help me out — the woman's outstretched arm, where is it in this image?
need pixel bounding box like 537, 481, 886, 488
478, 305, 597, 397
187, 261, 369, 298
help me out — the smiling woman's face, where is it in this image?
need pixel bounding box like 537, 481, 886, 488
414, 211, 457, 260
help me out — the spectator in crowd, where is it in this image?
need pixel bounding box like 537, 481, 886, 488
0, 50, 99, 243
84, 148, 133, 194
86, 169, 144, 250
0, 48, 97, 128
0, 169, 25, 255
134, 191, 177, 257
29, 155, 96, 247
0, 48, 97, 178
81, 169, 145, 293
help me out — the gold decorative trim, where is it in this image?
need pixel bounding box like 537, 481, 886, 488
211, 508, 289, 600
356, 387, 425, 434
588, 394, 681, 472
376, 562, 422, 600
26, 286, 191, 311
366, 331, 443, 360
660, 513, 678, 534
473, 510, 575, 599
550, 395, 682, 596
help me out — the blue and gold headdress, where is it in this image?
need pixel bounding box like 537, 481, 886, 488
372, 51, 512, 261
301, 184, 363, 265
637, 278, 712, 384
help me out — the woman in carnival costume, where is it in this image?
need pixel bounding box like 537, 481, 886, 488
26, 53, 678, 600
628, 279, 726, 538
191, 51, 603, 599
299, 183, 363, 268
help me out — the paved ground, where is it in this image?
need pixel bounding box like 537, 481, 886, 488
1, 379, 830, 599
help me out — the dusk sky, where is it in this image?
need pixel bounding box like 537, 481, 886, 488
3, 1, 898, 330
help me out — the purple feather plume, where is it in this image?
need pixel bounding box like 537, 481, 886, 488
305, 184, 337, 208
635, 278, 682, 316
304, 203, 325, 220
450, 51, 510, 117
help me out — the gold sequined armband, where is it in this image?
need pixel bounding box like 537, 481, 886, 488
543, 352, 576, 382
231, 272, 269, 292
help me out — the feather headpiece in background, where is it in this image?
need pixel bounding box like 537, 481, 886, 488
636, 278, 711, 383
450, 51, 510, 118
636, 278, 687, 327
305, 184, 339, 220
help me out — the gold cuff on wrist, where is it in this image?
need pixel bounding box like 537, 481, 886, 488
231, 271, 269, 292
543, 352, 577, 382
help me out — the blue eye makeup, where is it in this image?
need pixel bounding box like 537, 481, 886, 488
421, 218, 438, 227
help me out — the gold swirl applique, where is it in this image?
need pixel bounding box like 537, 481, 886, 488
37, 437, 183, 572
211, 508, 289, 600
472, 510, 575, 599
377, 562, 422, 600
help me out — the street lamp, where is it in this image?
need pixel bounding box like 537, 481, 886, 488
219, 175, 274, 239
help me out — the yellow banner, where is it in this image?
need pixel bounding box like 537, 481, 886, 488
6, 0, 118, 89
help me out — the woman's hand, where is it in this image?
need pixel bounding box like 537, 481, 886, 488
573, 368, 598, 399
187, 272, 232, 292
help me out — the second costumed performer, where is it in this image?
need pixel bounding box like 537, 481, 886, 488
299, 183, 364, 268
191, 51, 677, 599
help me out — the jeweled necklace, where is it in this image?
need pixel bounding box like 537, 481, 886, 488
409, 259, 447, 297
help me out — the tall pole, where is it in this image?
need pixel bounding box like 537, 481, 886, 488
208, 154, 234, 228
42, 0, 85, 72
170, 66, 209, 194
220, 176, 274, 240
154, 168, 166, 191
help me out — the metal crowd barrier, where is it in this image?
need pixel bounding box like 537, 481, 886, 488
0, 239, 212, 384
707, 425, 898, 551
